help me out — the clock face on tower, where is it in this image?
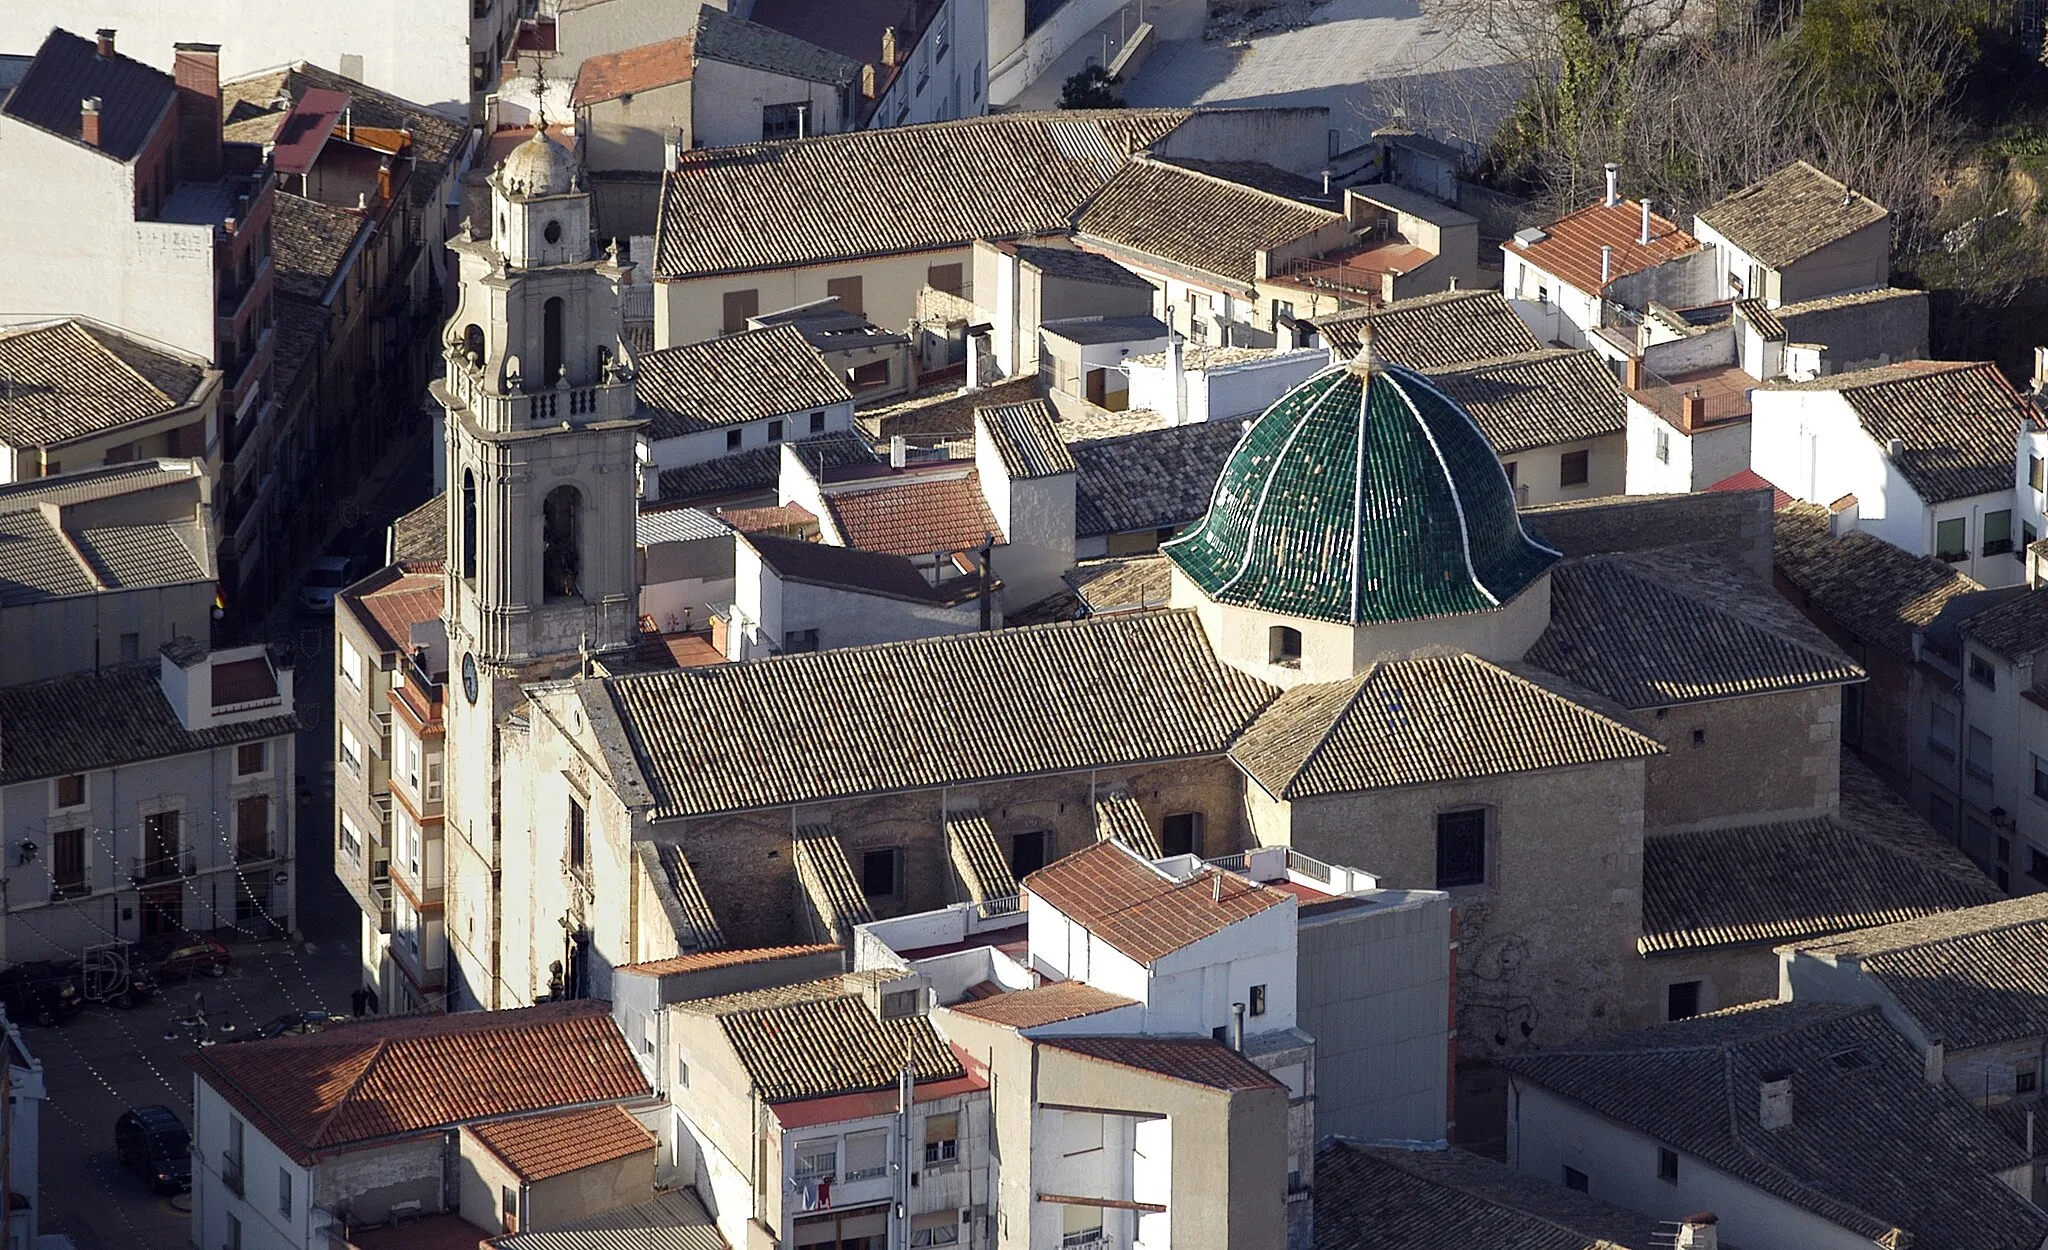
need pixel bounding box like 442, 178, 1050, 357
462, 652, 479, 705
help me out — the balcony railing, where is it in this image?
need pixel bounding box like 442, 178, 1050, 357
1060, 1231, 1108, 1250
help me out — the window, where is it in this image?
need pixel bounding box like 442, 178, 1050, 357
340, 814, 362, 864
279, 1168, 293, 1218
826, 276, 864, 317
543, 486, 582, 600
53, 774, 86, 811
568, 796, 587, 870
119, 631, 139, 662
1986, 509, 2015, 556
2001, 835, 2013, 864
1503, 460, 1518, 488
722, 289, 760, 334
927, 262, 963, 295
1667, 980, 1701, 1021
2028, 522, 2040, 554
1161, 812, 1203, 857
501, 1185, 517, 1221
143, 810, 181, 878
809, 411, 827, 434
2032, 453, 2044, 492
426, 758, 443, 803
2033, 846, 2048, 886
1657, 1147, 1679, 1184
237, 742, 267, 776
1061, 1205, 1105, 1247
2021, 1068, 2040, 1094
784, 628, 820, 653
860, 847, 901, 898
792, 1142, 836, 1182
341, 725, 363, 776
762, 102, 807, 140
227, 1213, 242, 1250
1269, 625, 1302, 668
1434, 808, 1486, 888
1928, 704, 1956, 758
767, 419, 785, 443
1010, 830, 1050, 877
1928, 790, 1955, 833
340, 636, 365, 691
845, 1128, 889, 1180
1937, 516, 1968, 562
237, 795, 269, 860
1968, 726, 1995, 782
924, 1111, 959, 1166
543, 219, 562, 245
1249, 984, 1267, 1017
1559, 448, 1590, 487
1842, 683, 1864, 748
1691, 728, 1706, 748
1654, 427, 1670, 463
911, 1215, 961, 1247
1563, 1165, 1589, 1192
1970, 653, 1998, 689
726, 428, 743, 451
51, 827, 85, 897
461, 469, 478, 579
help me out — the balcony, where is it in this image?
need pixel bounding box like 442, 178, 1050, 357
131, 854, 192, 884
222, 1153, 244, 1197
235, 835, 276, 864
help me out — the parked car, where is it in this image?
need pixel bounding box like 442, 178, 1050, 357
148, 936, 230, 982
299, 555, 353, 613
0, 961, 83, 1026
72, 953, 155, 1008
115, 1105, 191, 1193
251, 1009, 340, 1040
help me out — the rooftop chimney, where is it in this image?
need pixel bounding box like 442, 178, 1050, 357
1758, 1071, 1792, 1130
1231, 1001, 1245, 1051
1624, 355, 1643, 391
95, 29, 115, 58
173, 43, 224, 184
881, 27, 901, 68
1604, 162, 1619, 208
861, 63, 879, 100
1681, 390, 1704, 428
1640, 199, 1653, 246
1675, 1213, 1718, 1250
2033, 345, 2048, 395
80, 97, 102, 148
1600, 244, 1614, 286
1321, 168, 1332, 196
1925, 1038, 1945, 1086
1211, 872, 1222, 903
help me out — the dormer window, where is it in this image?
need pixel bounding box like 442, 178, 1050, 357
1269, 626, 1302, 668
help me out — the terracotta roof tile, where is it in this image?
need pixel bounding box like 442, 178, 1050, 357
949, 981, 1136, 1028
1504, 199, 1700, 296
945, 810, 1018, 903
183, 1001, 650, 1165
1314, 289, 1543, 365
977, 399, 1075, 479
1071, 420, 1244, 538
1042, 1034, 1286, 1091
1314, 1143, 1668, 1250
1024, 840, 1291, 965
343, 567, 445, 655
1076, 158, 1340, 287
826, 475, 1002, 556
1423, 348, 1628, 455
570, 36, 695, 108
0, 320, 208, 449
1093, 788, 1161, 859
1697, 161, 1889, 271
617, 944, 838, 977
1774, 502, 1982, 660
636, 324, 852, 439
466, 1105, 654, 1182
1065, 556, 1171, 615
684, 976, 964, 1103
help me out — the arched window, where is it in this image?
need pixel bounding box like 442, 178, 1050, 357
1268, 625, 1302, 668
542, 297, 564, 386
542, 485, 581, 600
461, 323, 484, 364
460, 469, 477, 580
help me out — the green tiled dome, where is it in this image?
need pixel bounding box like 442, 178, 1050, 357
1163, 356, 1559, 624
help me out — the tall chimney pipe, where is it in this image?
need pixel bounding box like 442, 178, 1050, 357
1600, 244, 1613, 287
1604, 162, 1619, 208
95, 29, 115, 58
1640, 199, 1653, 247
1231, 1002, 1245, 1052
80, 97, 103, 148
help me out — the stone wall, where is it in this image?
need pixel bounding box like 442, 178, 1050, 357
1641, 686, 1840, 833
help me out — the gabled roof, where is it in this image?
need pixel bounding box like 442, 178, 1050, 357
220, 63, 468, 215
678, 974, 964, 1103
1024, 840, 1293, 965
1773, 502, 1979, 660
487, 1188, 726, 1250
1528, 546, 1863, 709
466, 1105, 654, 1182
825, 475, 1002, 556
183, 1001, 650, 1166
1422, 348, 1627, 455
947, 981, 1137, 1028
391, 492, 446, 565
0, 487, 209, 608
1231, 653, 1662, 799
1957, 588, 2048, 660
617, 943, 837, 977
748, 533, 971, 604
1791, 895, 2048, 1051
272, 191, 366, 300
1041, 1034, 1287, 1092
1006, 241, 1154, 288
0, 320, 210, 449
0, 661, 295, 783
659, 430, 874, 503
1697, 160, 1889, 270
599, 610, 1274, 819
1313, 289, 1543, 365
1640, 755, 1999, 956
1761, 360, 2034, 504
1503, 199, 1700, 296
570, 35, 695, 108
1314, 1143, 1668, 1250
1075, 157, 1341, 287
978, 399, 1075, 479
3, 29, 173, 161
694, 8, 859, 85
1501, 1003, 2048, 1249
636, 323, 852, 440
653, 110, 1191, 278
341, 566, 445, 655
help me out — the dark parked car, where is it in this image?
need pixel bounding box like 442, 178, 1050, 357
115, 1105, 190, 1193
252, 1009, 340, 1040
0, 961, 83, 1026
148, 936, 230, 982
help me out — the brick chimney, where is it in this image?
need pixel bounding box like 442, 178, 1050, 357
95, 28, 115, 58
880, 26, 901, 67
173, 43, 223, 185
1681, 390, 1705, 428
1675, 1213, 1718, 1250
80, 97, 103, 148
1623, 355, 1643, 391
861, 63, 879, 100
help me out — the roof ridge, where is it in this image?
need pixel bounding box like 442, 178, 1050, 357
68, 321, 178, 407
1132, 154, 1341, 217
1285, 664, 1380, 799
307, 1036, 391, 1147
1461, 651, 1660, 747
1421, 345, 1592, 376
1600, 549, 1851, 664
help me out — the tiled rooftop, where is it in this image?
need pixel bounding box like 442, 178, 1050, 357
1076, 157, 1340, 286
617, 943, 839, 977
570, 34, 695, 107
1774, 501, 1981, 660
680, 974, 965, 1103
3, 29, 173, 161
1423, 348, 1628, 455
1504, 198, 1701, 296
1697, 160, 1889, 271
0, 662, 295, 784
342, 566, 445, 656
465, 1105, 654, 1182
636, 323, 852, 439
0, 320, 210, 449
1314, 1143, 1668, 1250
694, 7, 859, 85
1042, 1034, 1287, 1092
1071, 418, 1244, 539
825, 474, 1002, 556
978, 399, 1075, 480
1312, 289, 1543, 365
1024, 840, 1292, 966
947, 981, 1137, 1029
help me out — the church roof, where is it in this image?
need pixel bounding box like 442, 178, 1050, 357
1162, 358, 1560, 625
497, 128, 579, 199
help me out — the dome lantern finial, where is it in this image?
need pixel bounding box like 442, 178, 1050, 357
1346, 320, 1378, 379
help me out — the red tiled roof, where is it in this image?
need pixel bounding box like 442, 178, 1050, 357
826, 475, 1002, 557
572, 36, 695, 107
947, 981, 1136, 1028
271, 87, 350, 176
1023, 841, 1292, 966
465, 1104, 654, 1182
1709, 469, 1792, 510
346, 568, 446, 655
211, 657, 277, 707
617, 943, 839, 976
1042, 1035, 1287, 1092
717, 503, 817, 535
1504, 199, 1700, 296
183, 1001, 650, 1165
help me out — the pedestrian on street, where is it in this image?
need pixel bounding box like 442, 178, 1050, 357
350, 987, 367, 1018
